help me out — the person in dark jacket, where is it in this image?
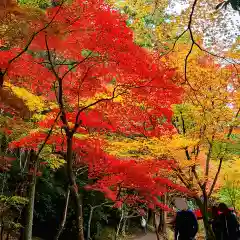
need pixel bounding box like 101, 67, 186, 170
210, 206, 222, 240
174, 209, 199, 240
218, 203, 240, 240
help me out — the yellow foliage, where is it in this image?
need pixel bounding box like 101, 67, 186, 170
167, 135, 199, 150
47, 154, 66, 169
40, 146, 65, 170
105, 134, 199, 162
4, 82, 56, 113
75, 133, 89, 139
168, 45, 238, 141
31, 113, 46, 121
4, 82, 45, 112
78, 86, 124, 108
105, 136, 167, 159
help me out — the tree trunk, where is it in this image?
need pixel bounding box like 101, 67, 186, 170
66, 136, 84, 240
87, 207, 94, 240
158, 195, 167, 234
195, 197, 215, 240
122, 215, 127, 236
202, 216, 215, 240
147, 209, 153, 226
153, 212, 161, 240
116, 207, 124, 237
24, 151, 37, 240
1, 218, 4, 240
158, 209, 165, 233
55, 188, 70, 240
24, 172, 36, 240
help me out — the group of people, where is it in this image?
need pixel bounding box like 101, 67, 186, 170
210, 203, 239, 240
174, 202, 240, 240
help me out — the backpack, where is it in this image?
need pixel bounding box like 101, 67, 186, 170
220, 211, 240, 240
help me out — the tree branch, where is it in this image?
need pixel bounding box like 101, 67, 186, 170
2, 0, 65, 77
72, 85, 127, 133
207, 157, 223, 198
36, 111, 61, 159
208, 108, 240, 197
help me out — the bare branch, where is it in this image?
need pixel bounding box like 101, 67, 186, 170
227, 108, 240, 139
208, 108, 240, 197
61, 51, 93, 80
208, 157, 223, 198
192, 166, 204, 191
159, 29, 188, 58
72, 85, 127, 133
2, 0, 65, 77
44, 35, 69, 131
36, 111, 61, 159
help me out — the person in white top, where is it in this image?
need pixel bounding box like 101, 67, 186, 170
141, 215, 147, 234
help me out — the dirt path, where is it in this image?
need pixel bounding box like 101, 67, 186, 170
134, 232, 157, 240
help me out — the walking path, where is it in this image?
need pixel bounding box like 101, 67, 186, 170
134, 233, 157, 240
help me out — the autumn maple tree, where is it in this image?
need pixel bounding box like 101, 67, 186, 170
0, 0, 186, 239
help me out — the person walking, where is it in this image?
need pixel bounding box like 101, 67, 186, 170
140, 215, 147, 234
174, 207, 198, 240
218, 202, 240, 240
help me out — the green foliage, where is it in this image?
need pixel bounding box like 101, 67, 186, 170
17, 0, 51, 9
218, 181, 240, 210
0, 195, 28, 237
216, 0, 240, 11
227, 134, 240, 155
172, 104, 197, 134
0, 195, 28, 206
40, 146, 66, 170
81, 49, 99, 57
35, 170, 64, 222
211, 140, 232, 160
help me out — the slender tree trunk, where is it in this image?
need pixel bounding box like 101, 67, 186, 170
158, 195, 167, 234
122, 215, 127, 236
116, 208, 124, 237
24, 174, 36, 240
87, 207, 94, 240
23, 112, 59, 240
55, 188, 70, 240
1, 218, 4, 240
195, 197, 215, 240
202, 213, 215, 240
148, 209, 153, 226
24, 151, 37, 240
158, 195, 168, 239
153, 212, 161, 240
66, 136, 84, 240
158, 209, 164, 233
